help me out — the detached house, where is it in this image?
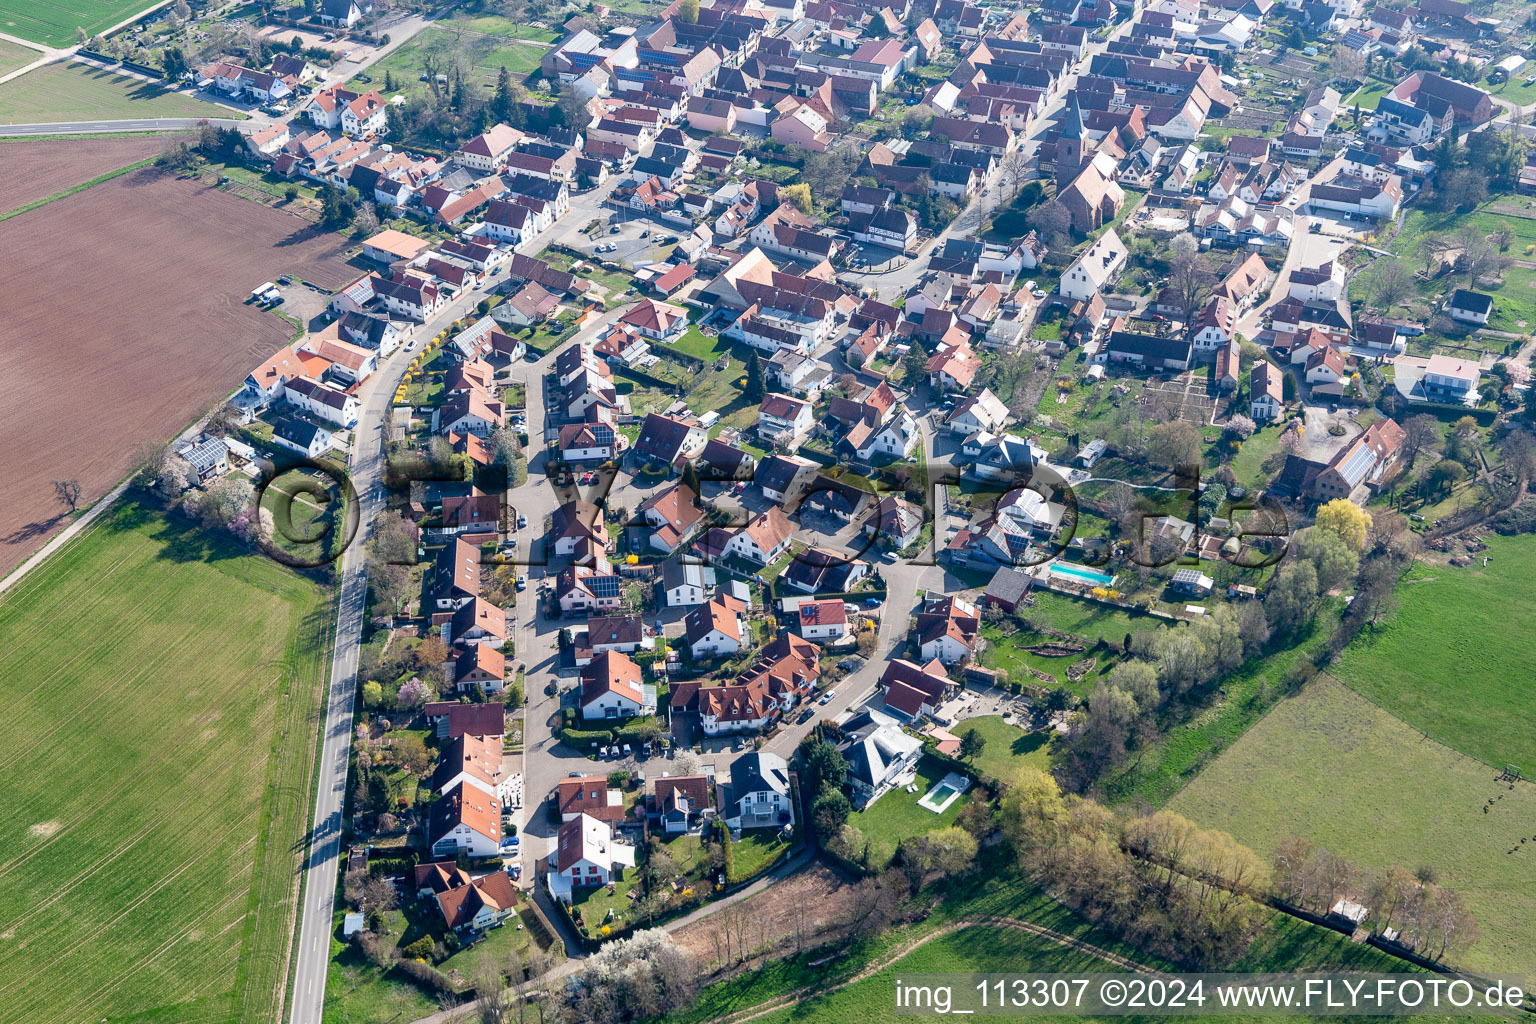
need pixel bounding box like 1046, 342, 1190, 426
915, 595, 980, 665
546, 813, 636, 903
684, 592, 748, 659
428, 782, 502, 859
579, 650, 654, 721
722, 752, 794, 830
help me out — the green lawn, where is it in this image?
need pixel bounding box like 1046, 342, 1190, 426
669, 325, 730, 361
0, 501, 333, 1024
1227, 422, 1286, 491
0, 36, 38, 76
349, 25, 546, 93
0, 61, 229, 124
732, 828, 789, 881
1328, 535, 1536, 771
569, 865, 641, 937
951, 715, 1054, 785
1344, 77, 1394, 110
1485, 264, 1536, 333
847, 755, 969, 868
441, 12, 559, 41
261, 468, 342, 563
1486, 64, 1536, 107
1169, 676, 1536, 981
0, 0, 156, 46
324, 910, 437, 1024
980, 620, 1129, 696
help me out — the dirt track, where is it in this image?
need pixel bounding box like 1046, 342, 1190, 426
0, 166, 359, 578
0, 135, 187, 215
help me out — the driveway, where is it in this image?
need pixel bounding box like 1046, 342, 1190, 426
1297, 404, 1362, 462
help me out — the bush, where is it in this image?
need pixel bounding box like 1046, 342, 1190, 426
401, 937, 435, 960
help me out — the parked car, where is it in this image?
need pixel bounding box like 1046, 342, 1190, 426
819, 689, 836, 705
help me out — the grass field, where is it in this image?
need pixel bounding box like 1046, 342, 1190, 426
1169, 675, 1536, 980
0, 61, 226, 124
0, 501, 333, 1024
847, 756, 968, 868
441, 12, 558, 41
0, 35, 38, 76
348, 25, 545, 94
951, 715, 1054, 784
1101, 603, 1339, 808
681, 872, 1440, 1024
1328, 536, 1536, 771
0, 0, 154, 46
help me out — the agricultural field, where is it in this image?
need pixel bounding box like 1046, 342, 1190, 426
1169, 676, 1536, 980
1327, 535, 1536, 771
0, 501, 333, 1024
0, 61, 224, 124
0, 35, 38, 76
0, 132, 183, 215
0, 0, 156, 46
0, 165, 357, 580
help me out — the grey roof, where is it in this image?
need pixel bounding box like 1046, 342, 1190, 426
661, 556, 704, 592
837, 711, 921, 790
727, 751, 790, 802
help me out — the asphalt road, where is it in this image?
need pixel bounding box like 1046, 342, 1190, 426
0, 117, 250, 136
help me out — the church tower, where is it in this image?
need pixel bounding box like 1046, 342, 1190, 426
1055, 95, 1091, 185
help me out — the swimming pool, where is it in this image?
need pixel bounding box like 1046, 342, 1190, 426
1050, 562, 1116, 588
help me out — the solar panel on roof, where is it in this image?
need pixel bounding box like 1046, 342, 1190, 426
591, 576, 623, 598
1337, 444, 1378, 486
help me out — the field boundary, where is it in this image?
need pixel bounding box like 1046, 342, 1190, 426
0, 154, 154, 221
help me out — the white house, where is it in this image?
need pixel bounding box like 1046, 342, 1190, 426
545, 813, 636, 903
1059, 228, 1128, 301
839, 710, 923, 808
283, 376, 360, 427
1286, 261, 1346, 303
660, 558, 709, 607
1250, 361, 1285, 423
1447, 289, 1493, 326
796, 598, 847, 640
684, 593, 747, 658
757, 393, 814, 445
946, 389, 1010, 436
578, 651, 653, 721
1421, 353, 1480, 403
457, 123, 525, 173
722, 752, 794, 830
718, 508, 794, 566
428, 781, 502, 859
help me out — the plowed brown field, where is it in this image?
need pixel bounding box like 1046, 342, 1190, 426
0, 134, 188, 214
0, 166, 359, 579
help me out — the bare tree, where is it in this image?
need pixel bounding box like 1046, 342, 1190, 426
1168, 251, 1217, 329
1370, 260, 1413, 312
53, 479, 83, 513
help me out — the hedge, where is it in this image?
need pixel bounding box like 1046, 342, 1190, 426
560, 727, 614, 748
367, 855, 417, 876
